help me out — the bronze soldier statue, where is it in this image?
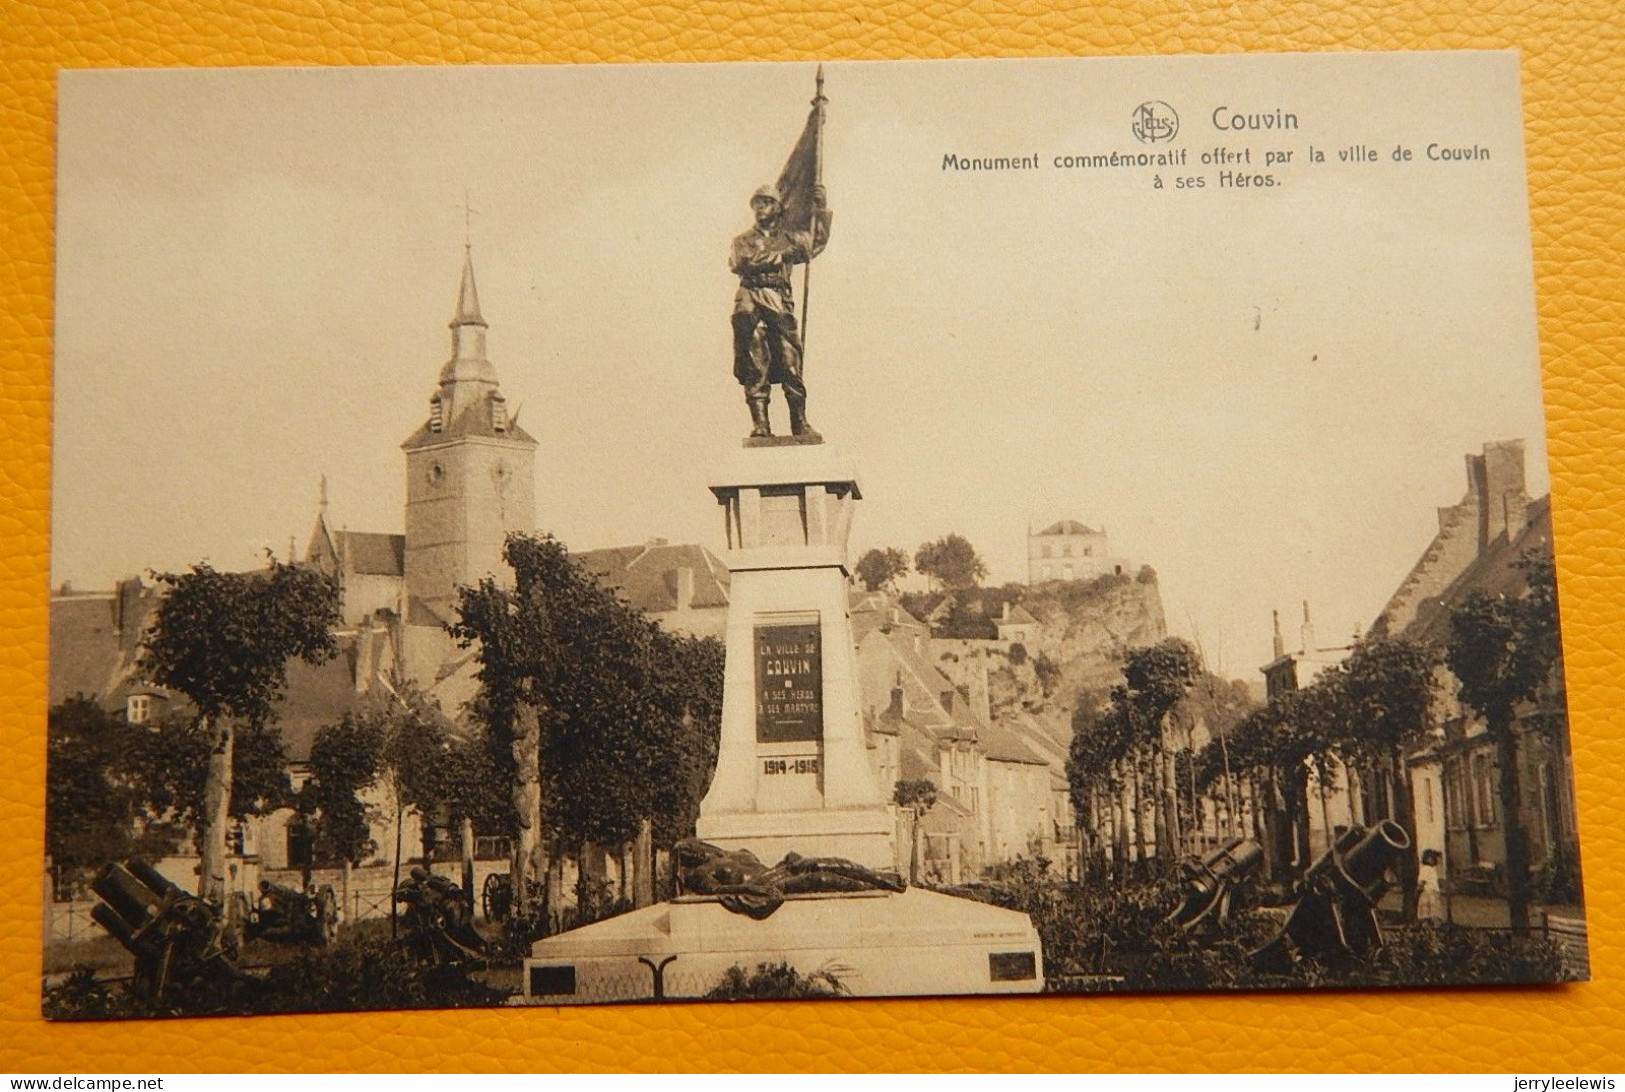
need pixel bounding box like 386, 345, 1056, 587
729, 182, 832, 439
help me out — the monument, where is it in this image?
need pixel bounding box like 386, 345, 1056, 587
522, 70, 1043, 1004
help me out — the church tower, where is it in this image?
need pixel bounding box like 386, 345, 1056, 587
401, 248, 538, 633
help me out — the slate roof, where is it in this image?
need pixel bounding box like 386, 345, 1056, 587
999, 604, 1040, 627
571, 541, 731, 614
1403, 495, 1554, 647
340, 531, 406, 577
1036, 520, 1098, 536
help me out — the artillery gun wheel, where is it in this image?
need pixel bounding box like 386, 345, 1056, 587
482, 872, 512, 924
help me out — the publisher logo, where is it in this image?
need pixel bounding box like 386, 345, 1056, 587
1132, 101, 1179, 143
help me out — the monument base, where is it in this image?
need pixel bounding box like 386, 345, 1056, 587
517, 887, 1044, 1004
694, 806, 895, 872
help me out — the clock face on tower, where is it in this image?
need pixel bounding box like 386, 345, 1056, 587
427, 461, 446, 487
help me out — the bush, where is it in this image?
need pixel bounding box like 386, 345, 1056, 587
1370, 921, 1565, 986
705, 961, 846, 1000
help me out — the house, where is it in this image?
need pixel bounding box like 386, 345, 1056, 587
1369, 440, 1579, 902
1027, 519, 1131, 584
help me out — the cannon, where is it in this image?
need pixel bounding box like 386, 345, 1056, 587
1252, 820, 1411, 973
1165, 836, 1265, 932
236, 879, 338, 945
394, 866, 488, 966
89, 860, 245, 1002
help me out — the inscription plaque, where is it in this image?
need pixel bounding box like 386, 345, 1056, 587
755, 623, 822, 743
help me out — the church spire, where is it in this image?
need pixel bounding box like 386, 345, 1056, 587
452, 246, 486, 329
442, 246, 493, 384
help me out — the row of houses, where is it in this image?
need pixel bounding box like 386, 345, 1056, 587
1263, 439, 1580, 903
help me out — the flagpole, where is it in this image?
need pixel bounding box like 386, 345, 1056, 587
799, 64, 826, 350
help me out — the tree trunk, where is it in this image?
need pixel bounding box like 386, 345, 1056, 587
1495, 718, 1532, 935
199, 716, 232, 905
1130, 762, 1147, 869
1348, 766, 1367, 827
1317, 763, 1334, 857
510, 702, 543, 918
1390, 742, 1420, 923
391, 779, 403, 940
1111, 769, 1129, 879
1289, 764, 1312, 869
1151, 736, 1172, 872
1082, 788, 1100, 883
634, 818, 655, 909
909, 807, 923, 884
460, 816, 476, 918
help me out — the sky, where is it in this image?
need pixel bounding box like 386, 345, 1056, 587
52, 52, 1551, 679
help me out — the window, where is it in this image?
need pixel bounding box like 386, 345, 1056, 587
126, 694, 151, 724
286, 822, 314, 869
1422, 776, 1435, 824
490, 393, 508, 433
1472, 752, 1497, 828
429, 394, 444, 433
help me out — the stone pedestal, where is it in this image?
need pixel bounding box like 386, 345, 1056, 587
519, 888, 1045, 1003
695, 441, 893, 870
522, 438, 1046, 1005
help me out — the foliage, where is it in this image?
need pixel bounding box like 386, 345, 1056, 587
451, 534, 725, 853
1339, 636, 1437, 764
1032, 651, 1062, 697
913, 533, 988, 591
705, 961, 847, 1000
1370, 920, 1564, 986
379, 683, 509, 835
46, 698, 180, 877
854, 546, 910, 593
893, 778, 938, 814
1446, 548, 1565, 934
136, 559, 339, 895
41, 967, 125, 1021
257, 935, 505, 1014
300, 712, 387, 867
975, 871, 1569, 994
138, 560, 340, 727
123, 713, 293, 840
43, 935, 506, 1020
1447, 552, 1562, 729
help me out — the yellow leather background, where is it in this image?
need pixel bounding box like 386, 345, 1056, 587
4, 0, 1622, 1073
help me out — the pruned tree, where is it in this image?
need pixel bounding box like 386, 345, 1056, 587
300, 712, 387, 873
1447, 551, 1563, 935
855, 547, 910, 593
1336, 635, 1437, 917
137, 559, 339, 903
893, 779, 938, 883
452, 533, 724, 918
1121, 638, 1202, 869
914, 534, 988, 591
46, 698, 180, 890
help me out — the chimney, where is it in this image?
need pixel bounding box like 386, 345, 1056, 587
1300, 601, 1316, 654
675, 566, 695, 611
887, 682, 904, 719
1272, 610, 1284, 659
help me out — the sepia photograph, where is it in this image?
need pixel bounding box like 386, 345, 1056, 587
44, 51, 1586, 1018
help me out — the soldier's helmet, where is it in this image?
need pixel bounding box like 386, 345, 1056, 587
751, 184, 782, 207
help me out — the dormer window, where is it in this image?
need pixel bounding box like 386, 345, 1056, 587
491, 393, 508, 433
126, 694, 151, 724
429, 394, 444, 433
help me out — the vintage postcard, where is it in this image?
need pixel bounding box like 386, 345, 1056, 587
45, 51, 1584, 1018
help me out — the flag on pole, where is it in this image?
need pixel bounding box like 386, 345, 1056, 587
773, 78, 825, 238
